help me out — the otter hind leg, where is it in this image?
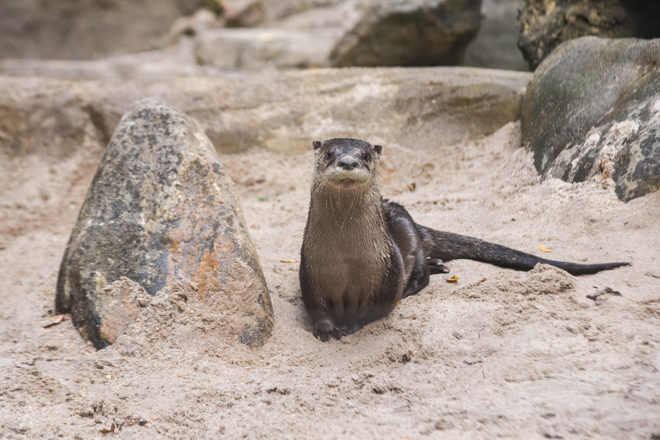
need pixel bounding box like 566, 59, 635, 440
427, 258, 450, 274
402, 250, 431, 298
402, 257, 450, 299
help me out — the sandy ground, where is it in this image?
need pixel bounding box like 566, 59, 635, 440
0, 122, 658, 439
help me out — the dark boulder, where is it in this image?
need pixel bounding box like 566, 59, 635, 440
55, 98, 273, 348
521, 37, 660, 202
517, 0, 660, 70
330, 0, 482, 67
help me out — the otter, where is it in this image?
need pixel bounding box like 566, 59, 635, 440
299, 138, 629, 341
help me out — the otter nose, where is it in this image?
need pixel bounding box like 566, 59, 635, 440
337, 158, 359, 170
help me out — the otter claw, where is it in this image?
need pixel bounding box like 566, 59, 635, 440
427, 258, 450, 274
313, 320, 342, 341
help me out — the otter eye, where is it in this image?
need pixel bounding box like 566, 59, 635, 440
361, 151, 370, 161
325, 151, 333, 160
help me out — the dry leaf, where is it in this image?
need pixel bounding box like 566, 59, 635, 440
280, 259, 300, 264
446, 275, 459, 284
538, 245, 553, 253
41, 314, 66, 328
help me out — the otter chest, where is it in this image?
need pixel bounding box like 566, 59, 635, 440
305, 223, 390, 313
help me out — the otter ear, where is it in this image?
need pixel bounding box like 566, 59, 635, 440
313, 141, 322, 150
374, 144, 382, 155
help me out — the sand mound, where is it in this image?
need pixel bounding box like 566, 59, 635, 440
453, 264, 576, 301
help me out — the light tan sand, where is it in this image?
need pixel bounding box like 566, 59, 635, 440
1, 122, 658, 439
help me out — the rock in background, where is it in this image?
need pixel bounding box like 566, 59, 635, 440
55, 98, 273, 348
223, 0, 346, 26
521, 37, 660, 202
0, 68, 530, 158
195, 0, 483, 69
193, 1, 358, 70
0, 0, 490, 70
517, 0, 660, 70
463, 0, 528, 71
0, 0, 217, 60
329, 0, 482, 67
194, 27, 345, 70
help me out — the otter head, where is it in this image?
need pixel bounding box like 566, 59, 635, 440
312, 138, 382, 190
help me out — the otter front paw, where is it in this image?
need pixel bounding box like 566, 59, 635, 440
313, 319, 342, 342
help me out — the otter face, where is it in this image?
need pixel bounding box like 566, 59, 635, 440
312, 138, 382, 189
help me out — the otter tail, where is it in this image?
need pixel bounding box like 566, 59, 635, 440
417, 226, 629, 276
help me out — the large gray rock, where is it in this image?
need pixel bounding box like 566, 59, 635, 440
330, 0, 482, 67
55, 98, 273, 348
0, 0, 215, 60
521, 37, 660, 201
0, 68, 531, 158
517, 0, 660, 70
